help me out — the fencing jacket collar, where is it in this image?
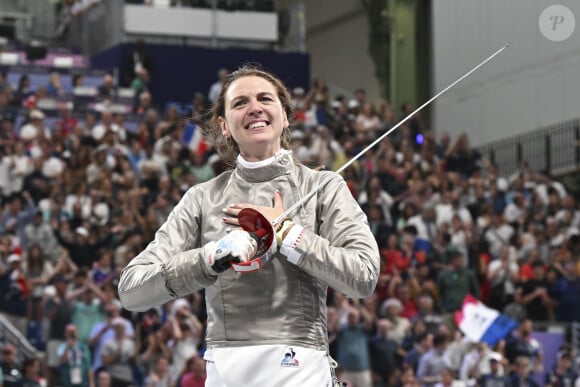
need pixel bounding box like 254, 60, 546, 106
235, 149, 293, 183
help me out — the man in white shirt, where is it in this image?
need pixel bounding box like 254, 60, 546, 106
484, 212, 514, 259
19, 109, 50, 142
207, 68, 229, 104
91, 110, 121, 142
459, 343, 504, 385
436, 189, 473, 228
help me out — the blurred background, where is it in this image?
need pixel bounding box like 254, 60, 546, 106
0, 1, 579, 387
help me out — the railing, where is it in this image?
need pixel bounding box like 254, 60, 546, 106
573, 322, 580, 353
477, 118, 580, 177
0, 314, 38, 363
64, 0, 124, 57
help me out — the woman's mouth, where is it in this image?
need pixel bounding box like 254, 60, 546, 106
246, 121, 269, 129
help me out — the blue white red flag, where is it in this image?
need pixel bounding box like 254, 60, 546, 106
183, 121, 208, 155
454, 294, 517, 346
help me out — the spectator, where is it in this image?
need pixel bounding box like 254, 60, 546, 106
0, 192, 37, 243
478, 352, 509, 387
358, 175, 395, 231
19, 110, 50, 144
45, 274, 74, 386
0, 93, 16, 132
404, 332, 433, 374
138, 330, 169, 377
207, 68, 228, 105
399, 225, 428, 271
89, 300, 134, 372
434, 367, 465, 387
444, 133, 480, 178
369, 319, 399, 386
134, 91, 154, 116
355, 102, 381, 139
545, 350, 576, 387
487, 245, 519, 312
188, 151, 214, 185
179, 356, 206, 387
164, 298, 203, 382
514, 260, 551, 321
416, 333, 450, 387
95, 371, 111, 387
18, 357, 43, 387
505, 320, 543, 374
550, 258, 580, 322
380, 297, 411, 345
22, 158, 51, 204
335, 305, 373, 387
71, 280, 106, 346
144, 356, 171, 387
367, 204, 392, 246
97, 75, 116, 102
22, 211, 59, 262
52, 222, 115, 270
413, 294, 443, 333
122, 39, 154, 88
0, 254, 28, 335
436, 249, 480, 313
12, 75, 33, 108
407, 204, 438, 252
22, 243, 54, 321
436, 188, 473, 229
46, 72, 67, 98
459, 342, 504, 384
401, 319, 428, 352
91, 111, 121, 143
101, 318, 137, 387
130, 68, 150, 99
7, 142, 32, 196
484, 212, 515, 259
57, 324, 93, 387
0, 344, 20, 387
504, 191, 527, 228
510, 356, 540, 387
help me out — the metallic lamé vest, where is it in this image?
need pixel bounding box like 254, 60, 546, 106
118, 152, 379, 351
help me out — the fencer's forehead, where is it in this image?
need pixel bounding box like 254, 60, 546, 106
224, 76, 279, 106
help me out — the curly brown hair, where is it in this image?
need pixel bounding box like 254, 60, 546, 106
200, 65, 295, 166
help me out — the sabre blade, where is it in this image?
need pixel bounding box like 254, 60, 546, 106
272, 43, 509, 227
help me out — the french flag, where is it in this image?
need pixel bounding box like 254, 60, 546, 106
183, 121, 208, 155
455, 294, 517, 346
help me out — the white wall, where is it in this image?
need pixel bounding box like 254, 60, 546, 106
277, 0, 381, 102
124, 4, 278, 41
431, 0, 580, 146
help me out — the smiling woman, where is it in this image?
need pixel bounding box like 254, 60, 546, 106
117, 64, 380, 387
218, 75, 289, 161
204, 66, 293, 166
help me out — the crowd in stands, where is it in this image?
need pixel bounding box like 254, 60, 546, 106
0, 55, 579, 387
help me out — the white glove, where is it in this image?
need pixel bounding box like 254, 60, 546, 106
206, 230, 258, 274
230, 240, 277, 273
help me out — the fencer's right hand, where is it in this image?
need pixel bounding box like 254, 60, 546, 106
205, 230, 258, 274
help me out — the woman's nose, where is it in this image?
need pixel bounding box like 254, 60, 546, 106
247, 99, 263, 114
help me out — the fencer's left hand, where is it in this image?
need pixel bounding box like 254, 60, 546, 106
223, 190, 285, 227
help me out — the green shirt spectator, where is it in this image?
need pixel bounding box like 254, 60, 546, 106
72, 286, 105, 346
436, 249, 480, 312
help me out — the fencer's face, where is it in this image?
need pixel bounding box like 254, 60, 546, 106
219, 76, 288, 161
